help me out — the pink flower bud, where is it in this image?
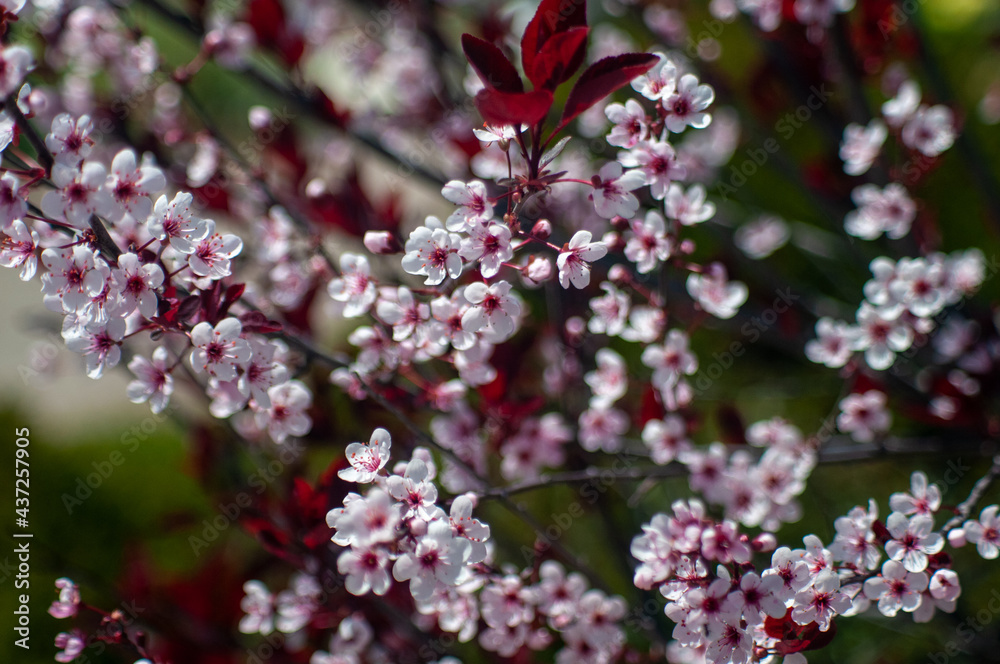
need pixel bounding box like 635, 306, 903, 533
363, 231, 400, 254
531, 219, 552, 240
752, 533, 777, 552
680, 239, 696, 254
522, 255, 552, 285
608, 264, 630, 283
565, 316, 586, 343
947, 527, 967, 548
248, 106, 273, 131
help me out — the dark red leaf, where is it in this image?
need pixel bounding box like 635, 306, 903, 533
557, 53, 659, 131
238, 311, 283, 334
521, 0, 588, 86
528, 26, 589, 90
461, 34, 523, 93
176, 295, 202, 323
475, 87, 553, 127
218, 282, 245, 319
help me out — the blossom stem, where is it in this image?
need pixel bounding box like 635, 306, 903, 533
4, 94, 54, 175
940, 454, 1000, 533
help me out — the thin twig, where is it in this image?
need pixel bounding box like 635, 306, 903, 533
5, 95, 54, 174
480, 436, 998, 501
941, 454, 1000, 533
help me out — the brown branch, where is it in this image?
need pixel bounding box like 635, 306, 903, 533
5, 94, 53, 175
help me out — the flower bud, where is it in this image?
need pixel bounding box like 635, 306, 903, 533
531, 219, 552, 240
608, 264, 630, 283
565, 316, 586, 344
751, 532, 777, 552
522, 255, 552, 286
363, 231, 400, 255
680, 239, 696, 254
248, 106, 273, 132
947, 527, 967, 548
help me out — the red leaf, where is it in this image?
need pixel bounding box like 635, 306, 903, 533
462, 34, 523, 93
528, 26, 589, 90
521, 0, 587, 86
218, 282, 245, 319
475, 87, 553, 127
238, 311, 283, 334
557, 53, 659, 131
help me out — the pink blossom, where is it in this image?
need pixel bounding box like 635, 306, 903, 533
54, 629, 87, 664
41, 245, 106, 315
126, 346, 174, 414
625, 210, 673, 273
189, 317, 251, 381
863, 559, 928, 617
45, 114, 94, 167
459, 222, 512, 279
403, 223, 464, 284
65, 317, 126, 379
112, 252, 163, 318
686, 263, 747, 320
589, 162, 646, 219
48, 578, 80, 619
188, 219, 243, 279
41, 162, 112, 228
0, 45, 32, 98
664, 183, 715, 225
255, 380, 312, 443
964, 505, 1000, 559
338, 544, 392, 596
393, 520, 472, 601
105, 149, 166, 222
557, 230, 607, 289
837, 390, 891, 442
339, 428, 392, 484
0, 219, 38, 280
620, 140, 684, 200
328, 253, 377, 318
0, 173, 27, 228
885, 512, 943, 573
442, 179, 493, 230
461, 280, 521, 340
238, 580, 274, 635
642, 416, 692, 465
890, 471, 942, 516
840, 119, 887, 176
662, 74, 714, 133
148, 192, 209, 254
792, 570, 852, 631
902, 105, 955, 157
605, 99, 648, 148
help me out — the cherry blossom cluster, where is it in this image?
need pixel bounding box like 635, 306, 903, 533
47, 577, 153, 664
806, 249, 986, 372
291, 427, 629, 663
7, 0, 1000, 661
0, 96, 317, 446
631, 468, 1000, 664
839, 76, 956, 240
